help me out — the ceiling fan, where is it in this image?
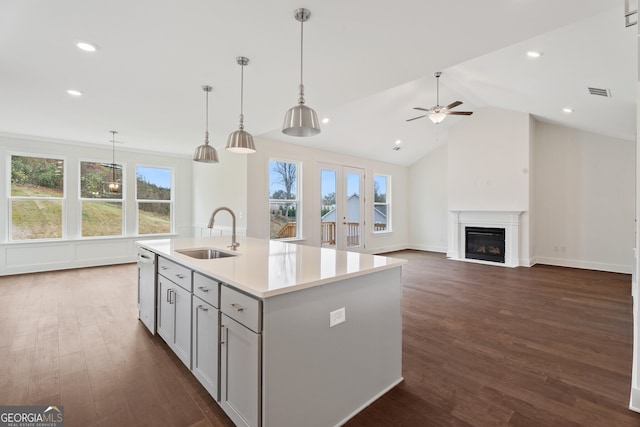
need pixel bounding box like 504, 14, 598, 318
407, 72, 473, 124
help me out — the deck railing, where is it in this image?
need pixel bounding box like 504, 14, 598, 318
278, 222, 297, 239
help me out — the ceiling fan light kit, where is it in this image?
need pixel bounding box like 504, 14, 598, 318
282, 8, 321, 137
407, 71, 473, 124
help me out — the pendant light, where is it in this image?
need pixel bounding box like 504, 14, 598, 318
226, 56, 256, 153
107, 130, 120, 193
282, 8, 320, 137
193, 85, 219, 163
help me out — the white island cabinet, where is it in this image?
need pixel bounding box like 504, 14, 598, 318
137, 236, 406, 427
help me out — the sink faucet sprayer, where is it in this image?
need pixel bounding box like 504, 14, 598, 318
208, 207, 239, 250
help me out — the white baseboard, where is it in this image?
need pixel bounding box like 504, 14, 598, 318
535, 256, 632, 274
408, 244, 448, 253
630, 387, 640, 412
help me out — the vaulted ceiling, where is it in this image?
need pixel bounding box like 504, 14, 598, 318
0, 1, 634, 166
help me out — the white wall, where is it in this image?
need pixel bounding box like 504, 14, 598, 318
408, 143, 448, 252
192, 149, 248, 237
447, 107, 532, 263
0, 134, 193, 275
533, 121, 635, 273
246, 137, 409, 253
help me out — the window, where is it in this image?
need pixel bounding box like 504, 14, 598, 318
373, 174, 390, 233
10, 155, 65, 240
136, 166, 172, 235
79, 161, 124, 237
269, 159, 300, 240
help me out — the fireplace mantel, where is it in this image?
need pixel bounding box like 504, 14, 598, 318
448, 210, 523, 267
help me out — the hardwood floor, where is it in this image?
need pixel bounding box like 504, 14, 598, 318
0, 250, 638, 426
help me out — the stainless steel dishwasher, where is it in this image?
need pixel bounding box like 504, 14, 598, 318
137, 246, 156, 334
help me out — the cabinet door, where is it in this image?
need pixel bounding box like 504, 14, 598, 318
220, 314, 261, 427
192, 297, 219, 400
157, 276, 174, 344
173, 284, 192, 369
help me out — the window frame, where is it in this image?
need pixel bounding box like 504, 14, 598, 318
78, 159, 126, 238
373, 173, 391, 234
268, 158, 302, 241
8, 153, 66, 242
135, 165, 174, 236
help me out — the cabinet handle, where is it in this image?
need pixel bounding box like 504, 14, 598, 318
166, 288, 171, 303
229, 303, 244, 312
168, 289, 175, 304
198, 286, 209, 293
176, 273, 185, 279
220, 325, 225, 344
160, 266, 168, 270
197, 305, 209, 312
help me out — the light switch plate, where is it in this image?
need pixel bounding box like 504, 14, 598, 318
329, 307, 346, 327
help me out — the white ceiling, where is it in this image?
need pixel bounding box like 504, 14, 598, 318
0, 1, 634, 166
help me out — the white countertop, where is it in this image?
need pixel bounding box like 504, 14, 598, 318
137, 236, 406, 298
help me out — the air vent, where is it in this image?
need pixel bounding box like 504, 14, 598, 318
588, 87, 611, 97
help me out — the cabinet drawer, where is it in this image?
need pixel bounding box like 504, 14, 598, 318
194, 273, 220, 308
221, 285, 262, 333
158, 257, 192, 292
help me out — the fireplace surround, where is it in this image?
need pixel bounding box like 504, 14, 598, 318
448, 210, 522, 267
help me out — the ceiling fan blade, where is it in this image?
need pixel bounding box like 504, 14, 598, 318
412, 107, 432, 112
445, 101, 463, 110
446, 111, 473, 116
406, 115, 428, 122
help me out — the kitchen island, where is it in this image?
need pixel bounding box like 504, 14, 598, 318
137, 236, 406, 427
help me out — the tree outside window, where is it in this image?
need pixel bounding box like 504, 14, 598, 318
373, 174, 390, 233
79, 161, 124, 237
136, 166, 172, 235
10, 155, 64, 240
269, 160, 300, 239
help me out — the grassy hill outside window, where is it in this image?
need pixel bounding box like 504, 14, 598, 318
136, 166, 173, 235
80, 161, 124, 237
10, 155, 65, 240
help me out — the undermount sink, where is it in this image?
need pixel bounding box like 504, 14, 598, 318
176, 248, 237, 259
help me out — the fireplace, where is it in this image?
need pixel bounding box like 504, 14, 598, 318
448, 210, 522, 267
465, 226, 506, 263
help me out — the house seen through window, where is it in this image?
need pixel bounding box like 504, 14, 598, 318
269, 160, 300, 240
373, 174, 390, 233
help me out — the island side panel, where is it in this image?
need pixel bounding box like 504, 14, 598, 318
262, 267, 403, 427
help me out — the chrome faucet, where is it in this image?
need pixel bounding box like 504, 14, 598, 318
208, 207, 239, 250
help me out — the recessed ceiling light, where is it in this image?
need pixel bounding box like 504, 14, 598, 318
76, 41, 97, 52
562, 107, 573, 113
67, 89, 83, 96
526, 51, 542, 58
395, 139, 402, 145
322, 117, 330, 124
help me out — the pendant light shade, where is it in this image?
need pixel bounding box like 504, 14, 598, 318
226, 57, 256, 153
107, 130, 120, 193
193, 85, 219, 163
282, 8, 320, 137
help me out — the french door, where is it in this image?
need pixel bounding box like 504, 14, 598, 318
319, 163, 365, 251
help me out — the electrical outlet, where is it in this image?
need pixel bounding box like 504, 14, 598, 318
329, 307, 346, 328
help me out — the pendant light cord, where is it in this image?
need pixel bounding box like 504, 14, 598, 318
110, 131, 116, 182
239, 63, 245, 129
298, 18, 305, 105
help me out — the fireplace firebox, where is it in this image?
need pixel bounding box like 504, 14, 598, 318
465, 226, 506, 263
